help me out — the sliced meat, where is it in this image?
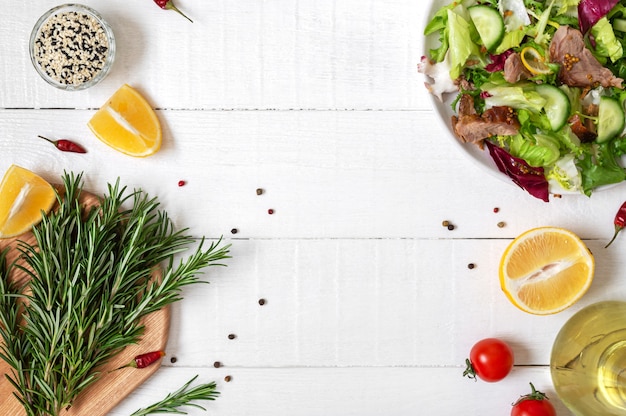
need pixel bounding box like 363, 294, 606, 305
503, 52, 532, 83
583, 103, 599, 134
569, 114, 597, 142
451, 94, 520, 145
457, 92, 477, 116
549, 26, 623, 89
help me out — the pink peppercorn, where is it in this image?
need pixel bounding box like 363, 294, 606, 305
178, 180, 186, 187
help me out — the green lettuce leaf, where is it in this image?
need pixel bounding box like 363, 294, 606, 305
578, 142, 626, 195
495, 28, 528, 54
483, 84, 546, 113
591, 17, 623, 62
547, 154, 583, 192
554, 0, 580, 16
447, 8, 480, 79
508, 133, 561, 167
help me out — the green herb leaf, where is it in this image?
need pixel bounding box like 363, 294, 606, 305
130, 375, 219, 416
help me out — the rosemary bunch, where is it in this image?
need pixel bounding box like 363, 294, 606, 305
0, 173, 230, 416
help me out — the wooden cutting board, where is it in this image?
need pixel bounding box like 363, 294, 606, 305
0, 188, 170, 416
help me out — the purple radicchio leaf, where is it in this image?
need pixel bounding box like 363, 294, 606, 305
485, 50, 514, 73
485, 141, 549, 202
578, 0, 619, 34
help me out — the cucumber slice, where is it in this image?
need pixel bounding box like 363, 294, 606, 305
535, 84, 571, 131
613, 18, 626, 32
468, 5, 504, 52
597, 96, 625, 143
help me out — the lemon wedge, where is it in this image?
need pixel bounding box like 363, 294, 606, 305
0, 165, 56, 238
88, 84, 162, 157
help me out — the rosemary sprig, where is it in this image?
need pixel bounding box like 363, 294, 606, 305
130, 375, 219, 415
0, 172, 230, 416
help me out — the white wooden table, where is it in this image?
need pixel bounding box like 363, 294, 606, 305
4, 1, 625, 415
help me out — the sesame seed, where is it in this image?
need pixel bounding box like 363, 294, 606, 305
34, 11, 110, 86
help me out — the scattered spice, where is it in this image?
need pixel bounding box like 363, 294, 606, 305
606, 201, 626, 248
258, 298, 266, 306
563, 53, 580, 71
170, 357, 177, 364
178, 180, 186, 187
267, 209, 274, 215
442, 220, 450, 227
224, 375, 232, 382
38, 135, 87, 153
153, 0, 193, 22
33, 9, 111, 87
493, 207, 500, 213
228, 334, 236, 340
467, 263, 475, 269
115, 351, 165, 370
447, 224, 455, 231
497, 222, 506, 228
231, 228, 238, 234
256, 188, 264, 195
213, 361, 222, 368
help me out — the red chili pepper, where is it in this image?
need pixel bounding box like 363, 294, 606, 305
115, 350, 165, 370
38, 135, 87, 154
153, 0, 193, 23
606, 201, 626, 248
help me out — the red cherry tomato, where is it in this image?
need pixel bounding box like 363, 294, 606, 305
463, 338, 513, 382
511, 383, 556, 416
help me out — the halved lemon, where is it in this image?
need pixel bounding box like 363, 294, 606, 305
520, 46, 552, 75
0, 165, 56, 238
88, 84, 162, 157
499, 227, 594, 315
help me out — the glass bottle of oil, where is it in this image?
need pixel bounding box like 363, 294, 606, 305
551, 301, 626, 416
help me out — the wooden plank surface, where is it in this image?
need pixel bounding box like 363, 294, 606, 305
1, 0, 617, 414
0, 109, 620, 240
0, 0, 425, 111
108, 366, 573, 416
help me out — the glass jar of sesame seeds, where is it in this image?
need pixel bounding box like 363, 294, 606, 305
29, 4, 116, 91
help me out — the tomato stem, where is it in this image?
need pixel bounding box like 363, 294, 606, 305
513, 382, 549, 405
462, 358, 477, 381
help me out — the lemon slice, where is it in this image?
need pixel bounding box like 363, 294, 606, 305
0, 165, 56, 238
499, 227, 595, 315
88, 84, 162, 157
520, 46, 552, 75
